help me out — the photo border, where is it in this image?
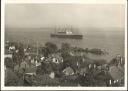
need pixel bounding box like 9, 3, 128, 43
1, 0, 127, 90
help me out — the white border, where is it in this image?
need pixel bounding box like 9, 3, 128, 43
1, 0, 5, 90
124, 0, 127, 89
5, 0, 126, 4
1, 0, 127, 90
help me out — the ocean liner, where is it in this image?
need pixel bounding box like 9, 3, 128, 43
51, 27, 83, 39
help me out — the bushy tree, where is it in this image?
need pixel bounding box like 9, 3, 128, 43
36, 61, 52, 75
39, 47, 49, 57
5, 57, 19, 86
61, 51, 71, 60
12, 43, 25, 65
61, 43, 70, 51
45, 42, 58, 54
5, 57, 14, 69
35, 74, 60, 86
18, 43, 25, 58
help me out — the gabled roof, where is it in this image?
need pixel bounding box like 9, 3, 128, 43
109, 66, 124, 80
63, 67, 74, 75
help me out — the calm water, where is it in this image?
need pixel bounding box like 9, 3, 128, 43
5, 28, 125, 62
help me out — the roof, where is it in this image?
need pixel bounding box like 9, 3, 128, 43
51, 53, 63, 63
63, 67, 74, 75
109, 66, 124, 80
79, 67, 88, 75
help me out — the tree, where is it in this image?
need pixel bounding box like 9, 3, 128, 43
61, 43, 71, 51
45, 42, 58, 54
5, 68, 20, 86
5, 57, 14, 69
12, 43, 25, 66
36, 61, 52, 75
39, 47, 49, 57
61, 51, 71, 60
60, 43, 71, 60
5, 57, 19, 86
50, 62, 63, 78
18, 43, 25, 59
35, 74, 60, 86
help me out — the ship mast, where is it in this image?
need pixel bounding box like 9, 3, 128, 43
36, 41, 38, 56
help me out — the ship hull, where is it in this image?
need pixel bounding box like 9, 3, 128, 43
51, 34, 83, 39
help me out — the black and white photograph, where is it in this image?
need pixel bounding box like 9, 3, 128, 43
1, 0, 127, 90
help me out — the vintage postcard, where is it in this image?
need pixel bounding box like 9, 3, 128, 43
1, 0, 127, 90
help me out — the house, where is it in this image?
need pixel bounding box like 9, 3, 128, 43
108, 66, 124, 85
14, 60, 36, 74
9, 46, 16, 51
101, 64, 109, 70
50, 53, 63, 63
49, 72, 55, 79
63, 67, 74, 76
5, 54, 12, 58
35, 60, 41, 67
52, 58, 59, 64
109, 55, 124, 67
79, 67, 88, 76
40, 56, 45, 61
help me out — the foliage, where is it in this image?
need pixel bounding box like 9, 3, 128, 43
61, 51, 71, 60
5, 57, 14, 69
18, 43, 25, 58
50, 62, 64, 78
35, 74, 60, 86
61, 43, 71, 51
45, 42, 58, 54
88, 48, 105, 55
38, 47, 49, 57
5, 68, 19, 86
36, 61, 52, 75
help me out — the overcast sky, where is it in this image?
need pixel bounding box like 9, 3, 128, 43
5, 4, 125, 28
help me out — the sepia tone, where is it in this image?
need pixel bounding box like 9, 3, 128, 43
4, 4, 125, 87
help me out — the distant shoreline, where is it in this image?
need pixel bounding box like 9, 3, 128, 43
5, 27, 124, 32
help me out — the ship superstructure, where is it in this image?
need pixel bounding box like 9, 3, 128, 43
51, 26, 83, 39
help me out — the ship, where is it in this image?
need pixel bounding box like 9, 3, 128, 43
51, 26, 83, 39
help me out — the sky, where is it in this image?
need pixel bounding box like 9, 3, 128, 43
5, 4, 125, 28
